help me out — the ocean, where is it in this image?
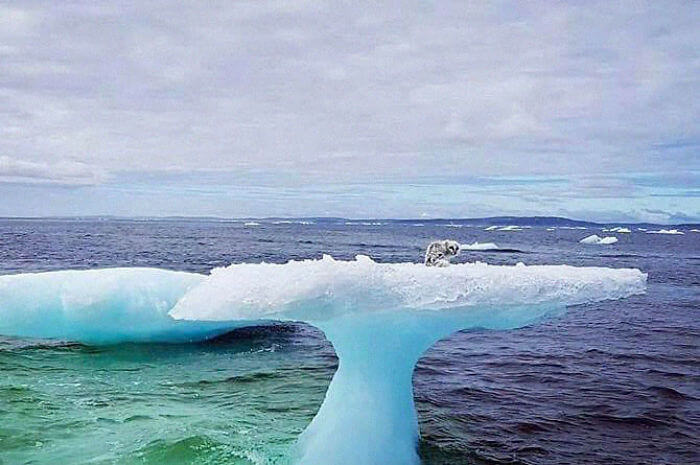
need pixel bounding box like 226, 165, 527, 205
0, 218, 698, 465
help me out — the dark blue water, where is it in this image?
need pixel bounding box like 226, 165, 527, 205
1, 218, 698, 464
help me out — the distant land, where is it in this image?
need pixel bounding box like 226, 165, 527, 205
0, 215, 698, 229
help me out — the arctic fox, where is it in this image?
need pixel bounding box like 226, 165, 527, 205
424, 240, 460, 267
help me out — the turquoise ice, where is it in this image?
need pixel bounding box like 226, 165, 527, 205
0, 256, 646, 465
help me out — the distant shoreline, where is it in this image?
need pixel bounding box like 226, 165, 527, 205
0, 215, 698, 229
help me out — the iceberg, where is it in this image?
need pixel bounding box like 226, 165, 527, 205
0, 256, 646, 465
647, 229, 684, 235
603, 227, 631, 233
461, 241, 499, 251
497, 225, 523, 231
580, 234, 618, 245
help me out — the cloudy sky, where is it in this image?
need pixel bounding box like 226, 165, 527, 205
1, 0, 698, 222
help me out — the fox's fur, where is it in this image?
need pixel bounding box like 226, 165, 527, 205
424, 240, 460, 267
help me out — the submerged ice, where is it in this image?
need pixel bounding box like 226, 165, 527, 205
0, 256, 647, 465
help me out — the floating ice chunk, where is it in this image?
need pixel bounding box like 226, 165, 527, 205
647, 229, 684, 235
690, 229, 700, 233
0, 257, 645, 342
244, 221, 260, 226
484, 225, 498, 230
604, 227, 631, 233
580, 234, 618, 245
0, 268, 243, 343
461, 241, 499, 250
497, 225, 523, 231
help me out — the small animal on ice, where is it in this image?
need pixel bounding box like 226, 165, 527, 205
424, 240, 460, 267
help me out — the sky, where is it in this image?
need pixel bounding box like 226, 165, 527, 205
0, 0, 698, 222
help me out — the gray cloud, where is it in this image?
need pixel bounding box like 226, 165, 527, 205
0, 1, 697, 220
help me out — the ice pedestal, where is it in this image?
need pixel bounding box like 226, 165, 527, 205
294, 305, 559, 465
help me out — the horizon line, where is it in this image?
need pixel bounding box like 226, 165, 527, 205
0, 214, 698, 227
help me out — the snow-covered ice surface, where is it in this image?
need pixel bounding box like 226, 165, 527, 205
461, 241, 500, 250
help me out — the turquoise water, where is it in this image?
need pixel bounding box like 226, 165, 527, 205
0, 326, 336, 465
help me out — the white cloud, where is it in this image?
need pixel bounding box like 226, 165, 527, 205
0, 156, 105, 185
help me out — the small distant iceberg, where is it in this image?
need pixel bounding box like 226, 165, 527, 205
244, 221, 260, 227
604, 227, 631, 233
484, 225, 498, 231
546, 228, 555, 231
446, 223, 463, 228
461, 241, 499, 251
690, 229, 700, 233
647, 229, 684, 235
580, 234, 618, 245
271, 220, 313, 225
497, 225, 523, 232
